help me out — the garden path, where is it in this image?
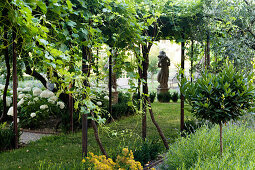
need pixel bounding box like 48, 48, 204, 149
20, 132, 51, 144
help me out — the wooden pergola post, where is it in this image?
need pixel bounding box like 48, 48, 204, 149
108, 49, 112, 115
12, 29, 18, 148
180, 38, 185, 132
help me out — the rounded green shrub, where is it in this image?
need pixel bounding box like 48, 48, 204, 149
157, 92, 171, 103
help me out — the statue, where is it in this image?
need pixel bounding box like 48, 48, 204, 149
157, 51, 170, 89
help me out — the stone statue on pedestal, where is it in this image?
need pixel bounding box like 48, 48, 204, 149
157, 51, 170, 89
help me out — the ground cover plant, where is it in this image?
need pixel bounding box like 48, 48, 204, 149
162, 123, 255, 170
0, 102, 192, 169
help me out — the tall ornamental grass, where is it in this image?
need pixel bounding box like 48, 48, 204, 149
162, 124, 255, 170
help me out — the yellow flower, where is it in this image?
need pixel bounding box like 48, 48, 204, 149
122, 148, 129, 156
82, 159, 85, 163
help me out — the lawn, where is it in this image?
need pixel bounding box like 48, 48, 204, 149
0, 102, 192, 169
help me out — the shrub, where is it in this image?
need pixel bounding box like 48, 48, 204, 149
38, 148, 146, 170
162, 124, 255, 170
181, 62, 255, 155
133, 139, 163, 166
157, 92, 171, 103
0, 122, 17, 151
171, 92, 179, 102
183, 118, 213, 135
17, 90, 66, 129
149, 92, 156, 103
109, 92, 135, 119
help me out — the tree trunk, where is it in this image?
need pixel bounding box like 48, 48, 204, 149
91, 112, 108, 157
142, 45, 148, 140
220, 123, 223, 156
180, 39, 185, 132
141, 43, 153, 140
82, 45, 89, 157
69, 82, 73, 133
137, 47, 142, 111
148, 100, 169, 149
190, 40, 194, 83
0, 25, 10, 122
109, 49, 112, 115
82, 45, 107, 157
204, 32, 210, 68
12, 29, 18, 149
206, 32, 210, 68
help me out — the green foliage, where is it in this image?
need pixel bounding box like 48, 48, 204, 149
17, 89, 66, 129
0, 102, 191, 169
111, 92, 135, 119
0, 122, 17, 152
183, 118, 213, 135
181, 62, 255, 124
149, 92, 156, 103
157, 92, 171, 103
162, 124, 255, 170
171, 92, 179, 102
133, 139, 163, 166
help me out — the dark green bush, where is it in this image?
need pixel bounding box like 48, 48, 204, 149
106, 92, 135, 120
181, 62, 254, 124
133, 139, 163, 166
171, 92, 179, 102
157, 92, 171, 102
0, 122, 17, 152
149, 92, 156, 103
180, 62, 255, 155
183, 118, 213, 135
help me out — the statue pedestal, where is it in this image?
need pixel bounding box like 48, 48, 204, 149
157, 88, 170, 94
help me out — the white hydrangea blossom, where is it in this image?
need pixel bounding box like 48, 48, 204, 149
48, 99, 55, 104
104, 96, 109, 100
40, 105, 48, 110
30, 112, 36, 118
23, 87, 31, 92
40, 90, 55, 98
96, 101, 102, 106
17, 98, 25, 107
6, 97, 12, 107
7, 107, 18, 116
26, 94, 32, 98
57, 101, 65, 109
17, 88, 23, 92
49, 96, 58, 102
18, 94, 25, 99
34, 97, 39, 102
0, 84, 5, 90
17, 118, 20, 123
33, 87, 42, 96
28, 101, 34, 105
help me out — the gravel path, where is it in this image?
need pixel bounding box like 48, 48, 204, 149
20, 132, 51, 144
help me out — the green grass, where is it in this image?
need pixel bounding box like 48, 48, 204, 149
162, 123, 255, 169
0, 102, 192, 169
